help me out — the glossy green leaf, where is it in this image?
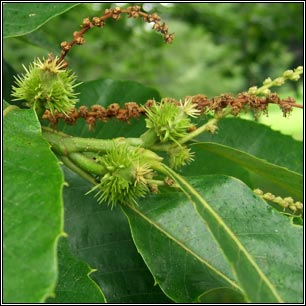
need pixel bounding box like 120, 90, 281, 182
62, 166, 172, 303
124, 174, 302, 303
122, 193, 244, 303
47, 238, 106, 303
160, 171, 302, 302
192, 142, 302, 200
191, 175, 303, 302
195, 117, 302, 174
3, 104, 64, 302
55, 78, 161, 138
182, 118, 303, 200
3, 3, 79, 38
181, 144, 253, 186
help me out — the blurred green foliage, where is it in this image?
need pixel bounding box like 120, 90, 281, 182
4, 3, 303, 138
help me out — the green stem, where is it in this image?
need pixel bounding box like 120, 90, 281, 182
42, 128, 140, 154
42, 127, 162, 161
61, 156, 97, 185
179, 117, 219, 144
149, 116, 221, 152
147, 179, 167, 186
68, 153, 106, 175
140, 128, 158, 147
179, 107, 233, 145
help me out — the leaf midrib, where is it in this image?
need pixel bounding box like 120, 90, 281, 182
124, 205, 241, 291
166, 167, 284, 302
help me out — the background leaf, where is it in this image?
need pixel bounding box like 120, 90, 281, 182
62, 167, 172, 303
3, 105, 64, 302
47, 238, 106, 303
192, 142, 302, 200
181, 117, 303, 200
3, 3, 79, 38
195, 117, 302, 173
179, 143, 253, 186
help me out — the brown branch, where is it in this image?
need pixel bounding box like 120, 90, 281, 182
188, 93, 302, 117
42, 102, 147, 130
56, 5, 174, 67
42, 93, 302, 130
287, 103, 303, 109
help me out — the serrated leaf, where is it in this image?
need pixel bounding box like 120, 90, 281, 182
122, 193, 244, 303
192, 142, 302, 200
3, 3, 79, 38
47, 238, 106, 303
190, 175, 303, 302
195, 117, 302, 174
3, 104, 64, 302
124, 175, 302, 303
160, 171, 302, 302
62, 166, 172, 303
